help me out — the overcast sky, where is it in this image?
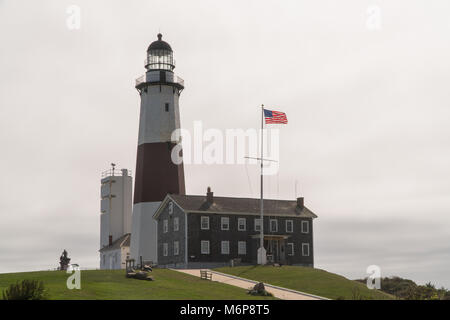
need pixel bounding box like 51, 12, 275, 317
1, 0, 450, 289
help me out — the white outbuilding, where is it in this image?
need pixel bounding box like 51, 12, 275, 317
99, 233, 131, 270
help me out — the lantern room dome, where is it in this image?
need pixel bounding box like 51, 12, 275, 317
147, 33, 172, 52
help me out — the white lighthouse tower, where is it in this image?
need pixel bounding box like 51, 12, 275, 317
130, 34, 186, 264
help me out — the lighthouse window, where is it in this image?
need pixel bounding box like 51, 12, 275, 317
165, 103, 169, 112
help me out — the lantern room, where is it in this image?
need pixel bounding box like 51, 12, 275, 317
145, 33, 175, 71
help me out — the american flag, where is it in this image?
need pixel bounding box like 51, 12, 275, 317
264, 109, 288, 124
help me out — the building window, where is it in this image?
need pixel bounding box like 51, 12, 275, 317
270, 219, 278, 232
174, 217, 179, 231
163, 219, 168, 233
302, 243, 310, 256
287, 243, 294, 256
238, 218, 246, 231
221, 217, 229, 230
163, 243, 168, 256
254, 218, 262, 232
221, 241, 230, 255
238, 241, 247, 255
286, 220, 293, 233
165, 103, 169, 112
168, 201, 173, 214
201, 240, 210, 254
173, 241, 179, 256
301, 221, 309, 234
201, 216, 209, 230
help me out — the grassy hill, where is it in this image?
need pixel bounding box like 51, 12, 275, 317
0, 269, 275, 300
215, 265, 394, 300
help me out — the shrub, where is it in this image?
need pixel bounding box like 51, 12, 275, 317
2, 279, 48, 300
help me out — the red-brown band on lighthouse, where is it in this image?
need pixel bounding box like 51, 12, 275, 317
133, 142, 185, 204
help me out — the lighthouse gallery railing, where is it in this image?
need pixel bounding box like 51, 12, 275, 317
135, 74, 184, 87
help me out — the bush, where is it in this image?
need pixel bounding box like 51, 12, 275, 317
2, 279, 48, 300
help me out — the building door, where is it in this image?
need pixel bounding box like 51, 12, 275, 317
264, 239, 286, 264
279, 241, 286, 264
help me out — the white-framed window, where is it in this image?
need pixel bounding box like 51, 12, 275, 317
163, 243, 168, 256
201, 240, 210, 254
270, 219, 278, 232
254, 218, 262, 232
221, 241, 230, 255
163, 219, 168, 233
173, 241, 179, 256
302, 243, 310, 256
238, 218, 246, 231
201, 216, 209, 230
301, 221, 309, 234
286, 220, 293, 233
168, 201, 174, 214
238, 241, 247, 255
287, 243, 294, 256
174, 217, 179, 231
221, 217, 230, 230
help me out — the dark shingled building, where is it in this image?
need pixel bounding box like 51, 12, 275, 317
153, 187, 318, 269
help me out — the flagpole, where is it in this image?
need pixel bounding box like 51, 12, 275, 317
260, 104, 264, 265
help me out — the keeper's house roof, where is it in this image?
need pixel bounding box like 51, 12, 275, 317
153, 193, 318, 220
99, 233, 130, 253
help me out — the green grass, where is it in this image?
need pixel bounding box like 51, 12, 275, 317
0, 269, 276, 300
215, 265, 394, 300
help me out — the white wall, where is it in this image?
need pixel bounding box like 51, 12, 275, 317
99, 172, 132, 249
100, 212, 109, 249
130, 201, 160, 264
100, 246, 129, 270
137, 82, 181, 145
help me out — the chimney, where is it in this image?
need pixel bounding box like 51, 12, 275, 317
296, 197, 304, 210
206, 186, 214, 203
109, 235, 113, 246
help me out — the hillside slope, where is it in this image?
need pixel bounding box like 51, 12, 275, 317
0, 269, 275, 300
215, 265, 394, 300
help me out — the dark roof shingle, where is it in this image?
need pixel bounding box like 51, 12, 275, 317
168, 194, 317, 218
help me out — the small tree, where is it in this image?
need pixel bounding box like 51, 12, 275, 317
2, 279, 48, 300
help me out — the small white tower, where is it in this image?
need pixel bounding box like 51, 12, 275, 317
99, 165, 133, 269
130, 34, 186, 264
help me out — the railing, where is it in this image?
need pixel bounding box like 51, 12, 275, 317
176, 76, 185, 87
101, 168, 132, 178
135, 75, 145, 87
135, 73, 184, 87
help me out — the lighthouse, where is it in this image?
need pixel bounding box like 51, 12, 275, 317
130, 34, 186, 264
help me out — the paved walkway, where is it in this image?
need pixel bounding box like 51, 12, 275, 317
173, 269, 327, 300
